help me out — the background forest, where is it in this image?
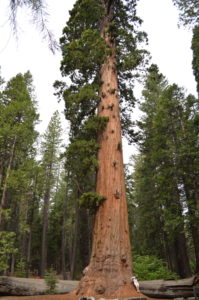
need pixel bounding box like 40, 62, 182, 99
0, 0, 199, 282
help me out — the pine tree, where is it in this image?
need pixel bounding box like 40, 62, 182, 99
172, 1, 199, 96
55, 0, 147, 297
134, 65, 199, 277
40, 111, 63, 277
192, 25, 199, 95
0, 71, 39, 226
0, 71, 39, 275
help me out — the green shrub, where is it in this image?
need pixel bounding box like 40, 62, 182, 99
0, 231, 17, 273
15, 259, 27, 277
133, 255, 179, 280
44, 269, 58, 294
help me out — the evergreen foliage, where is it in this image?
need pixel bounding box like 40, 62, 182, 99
55, 0, 147, 141
172, 0, 199, 26
131, 64, 199, 277
79, 192, 106, 213
44, 269, 58, 294
39, 111, 63, 277
8, 0, 57, 52
192, 25, 199, 95
54, 0, 147, 281
133, 255, 179, 280
0, 231, 17, 272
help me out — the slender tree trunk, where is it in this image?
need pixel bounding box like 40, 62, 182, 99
0, 136, 17, 225
70, 201, 80, 279
76, 2, 138, 297
26, 200, 35, 277
171, 185, 192, 278
26, 229, 32, 277
183, 179, 199, 274
167, 241, 180, 275
10, 253, 15, 276
61, 191, 68, 280
40, 180, 51, 277
79, 208, 90, 271
0, 164, 3, 188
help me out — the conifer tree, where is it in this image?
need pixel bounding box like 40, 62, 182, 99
134, 65, 199, 277
55, 0, 147, 297
0, 71, 39, 226
0, 71, 39, 274
172, 1, 199, 96
40, 111, 63, 277
172, 0, 199, 26
192, 25, 199, 95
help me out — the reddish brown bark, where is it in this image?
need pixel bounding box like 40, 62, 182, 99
74, 2, 139, 298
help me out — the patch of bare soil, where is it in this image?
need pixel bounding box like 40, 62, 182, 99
0, 289, 151, 300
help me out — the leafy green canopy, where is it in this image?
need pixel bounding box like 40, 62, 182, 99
133, 255, 178, 280
0, 231, 17, 272
133, 65, 199, 275
0, 72, 39, 163
192, 25, 199, 95
172, 0, 199, 26
79, 192, 106, 213
65, 116, 109, 193
55, 0, 147, 141
55, 0, 147, 207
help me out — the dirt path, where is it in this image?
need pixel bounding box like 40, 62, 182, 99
0, 294, 74, 300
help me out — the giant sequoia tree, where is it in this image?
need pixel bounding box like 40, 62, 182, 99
55, 0, 147, 297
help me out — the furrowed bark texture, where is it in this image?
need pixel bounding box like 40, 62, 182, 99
75, 1, 139, 297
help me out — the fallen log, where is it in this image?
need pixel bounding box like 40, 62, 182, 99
0, 277, 79, 296
139, 276, 199, 298
0, 276, 198, 298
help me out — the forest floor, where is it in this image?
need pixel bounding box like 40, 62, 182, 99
0, 295, 153, 300
0, 288, 152, 300
0, 277, 151, 300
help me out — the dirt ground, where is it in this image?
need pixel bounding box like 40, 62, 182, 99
0, 291, 153, 300
0, 287, 152, 300
0, 278, 155, 300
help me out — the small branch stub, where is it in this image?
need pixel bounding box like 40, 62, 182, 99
114, 189, 120, 199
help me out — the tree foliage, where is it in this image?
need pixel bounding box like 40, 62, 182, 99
131, 64, 199, 277
133, 255, 179, 280
8, 0, 57, 52
172, 0, 199, 26
192, 25, 199, 95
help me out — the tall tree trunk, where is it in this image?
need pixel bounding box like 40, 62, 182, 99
167, 240, 180, 275
10, 253, 15, 276
183, 179, 199, 274
70, 201, 80, 280
76, 2, 137, 297
40, 180, 51, 277
61, 190, 68, 280
26, 196, 36, 277
170, 185, 192, 278
0, 135, 17, 225
175, 232, 192, 278
79, 208, 91, 272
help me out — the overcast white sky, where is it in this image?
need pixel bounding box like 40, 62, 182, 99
0, 0, 197, 162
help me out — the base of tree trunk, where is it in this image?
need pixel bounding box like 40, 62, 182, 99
74, 275, 144, 299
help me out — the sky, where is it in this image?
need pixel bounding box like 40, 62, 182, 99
0, 0, 197, 163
